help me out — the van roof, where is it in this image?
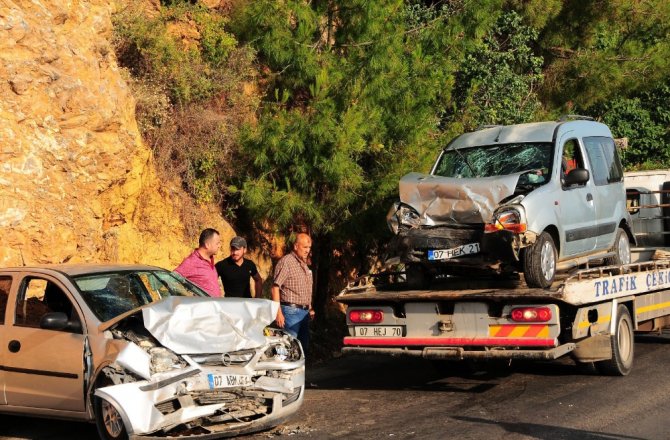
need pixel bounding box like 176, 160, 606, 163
448, 120, 612, 150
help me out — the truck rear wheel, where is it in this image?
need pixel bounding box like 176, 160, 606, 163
522, 231, 556, 288
595, 305, 634, 376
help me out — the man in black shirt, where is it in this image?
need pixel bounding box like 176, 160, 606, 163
215, 236, 263, 298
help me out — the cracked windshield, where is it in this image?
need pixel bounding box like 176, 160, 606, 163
73, 270, 207, 322
434, 143, 554, 183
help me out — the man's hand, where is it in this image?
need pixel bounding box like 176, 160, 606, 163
276, 307, 285, 328
309, 308, 315, 320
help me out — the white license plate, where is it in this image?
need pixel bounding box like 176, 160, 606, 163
208, 373, 253, 389
428, 242, 480, 260
354, 326, 403, 337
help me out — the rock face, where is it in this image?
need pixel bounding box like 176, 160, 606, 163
0, 0, 234, 268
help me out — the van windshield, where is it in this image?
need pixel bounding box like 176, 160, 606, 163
433, 143, 554, 181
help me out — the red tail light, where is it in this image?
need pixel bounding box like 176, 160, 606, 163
349, 309, 384, 324
510, 307, 552, 322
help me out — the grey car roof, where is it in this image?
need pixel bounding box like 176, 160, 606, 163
447, 120, 612, 150
0, 264, 164, 277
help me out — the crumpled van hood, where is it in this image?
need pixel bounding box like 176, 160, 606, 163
100, 296, 279, 354
399, 172, 521, 224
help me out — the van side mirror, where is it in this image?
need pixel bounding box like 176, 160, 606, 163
564, 168, 589, 186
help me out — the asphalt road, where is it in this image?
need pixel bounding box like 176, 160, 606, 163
2, 334, 670, 440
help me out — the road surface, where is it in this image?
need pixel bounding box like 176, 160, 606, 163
2, 334, 670, 439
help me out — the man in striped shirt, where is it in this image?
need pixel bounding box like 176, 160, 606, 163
272, 233, 314, 355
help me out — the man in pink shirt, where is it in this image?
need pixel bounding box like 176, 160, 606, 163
174, 228, 222, 297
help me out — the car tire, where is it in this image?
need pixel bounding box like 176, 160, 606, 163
522, 231, 557, 288
604, 227, 631, 267
595, 305, 634, 376
94, 393, 128, 440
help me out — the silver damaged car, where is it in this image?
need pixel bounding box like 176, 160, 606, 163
388, 118, 634, 288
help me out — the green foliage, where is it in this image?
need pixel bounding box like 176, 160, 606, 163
448, 10, 544, 129
112, 1, 257, 207
113, 2, 238, 104
586, 82, 670, 169
232, 0, 502, 238
537, 0, 670, 108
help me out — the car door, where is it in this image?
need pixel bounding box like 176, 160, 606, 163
556, 136, 598, 256
2, 274, 86, 412
0, 275, 12, 405
583, 136, 625, 249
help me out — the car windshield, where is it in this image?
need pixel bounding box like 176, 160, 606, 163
72, 270, 208, 322
433, 142, 554, 181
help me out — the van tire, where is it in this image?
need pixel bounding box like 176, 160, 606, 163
522, 231, 557, 288
595, 305, 634, 376
604, 227, 631, 267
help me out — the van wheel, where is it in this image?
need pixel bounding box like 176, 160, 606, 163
595, 305, 634, 376
522, 232, 556, 288
95, 393, 128, 440
604, 228, 631, 267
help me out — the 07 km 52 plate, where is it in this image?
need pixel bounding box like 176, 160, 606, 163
428, 242, 480, 261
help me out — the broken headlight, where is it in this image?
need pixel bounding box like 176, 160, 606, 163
484, 208, 527, 234
150, 347, 185, 373
387, 202, 421, 234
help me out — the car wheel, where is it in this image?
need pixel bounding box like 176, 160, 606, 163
522, 231, 557, 288
604, 227, 631, 267
95, 393, 128, 440
595, 305, 634, 376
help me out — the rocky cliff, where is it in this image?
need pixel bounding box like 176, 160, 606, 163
0, 0, 236, 269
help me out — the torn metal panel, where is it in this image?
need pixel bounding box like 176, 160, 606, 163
115, 342, 152, 380
142, 297, 280, 354
399, 172, 520, 224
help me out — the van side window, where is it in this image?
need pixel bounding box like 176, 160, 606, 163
15, 278, 82, 333
561, 139, 586, 187
583, 136, 623, 186
0, 276, 11, 324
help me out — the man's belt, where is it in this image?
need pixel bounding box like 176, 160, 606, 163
280, 302, 310, 310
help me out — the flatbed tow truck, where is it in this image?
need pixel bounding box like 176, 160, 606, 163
336, 171, 670, 375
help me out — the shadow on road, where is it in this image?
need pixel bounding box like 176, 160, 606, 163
452, 415, 646, 440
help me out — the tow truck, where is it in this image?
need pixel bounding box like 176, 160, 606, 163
337, 170, 670, 375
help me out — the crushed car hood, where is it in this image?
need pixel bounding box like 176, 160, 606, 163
100, 297, 279, 354
399, 172, 521, 224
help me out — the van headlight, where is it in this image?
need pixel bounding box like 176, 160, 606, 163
387, 202, 421, 234
484, 208, 527, 234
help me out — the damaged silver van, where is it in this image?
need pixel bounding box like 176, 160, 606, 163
387, 118, 634, 288
0, 265, 304, 439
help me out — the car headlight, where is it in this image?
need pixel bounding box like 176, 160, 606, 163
150, 347, 185, 373
387, 202, 421, 234
484, 208, 527, 234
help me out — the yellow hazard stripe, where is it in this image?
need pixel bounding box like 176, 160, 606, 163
488, 325, 549, 338
637, 300, 670, 315
578, 315, 611, 329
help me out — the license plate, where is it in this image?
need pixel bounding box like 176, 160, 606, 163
354, 326, 403, 337
428, 242, 480, 261
208, 373, 253, 389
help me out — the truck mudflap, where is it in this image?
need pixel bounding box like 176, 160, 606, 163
342, 343, 576, 361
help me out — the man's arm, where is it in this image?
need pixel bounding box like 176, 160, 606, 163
271, 284, 285, 328
252, 273, 263, 298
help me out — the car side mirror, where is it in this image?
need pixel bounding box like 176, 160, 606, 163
564, 168, 589, 186
40, 312, 82, 333
40, 312, 69, 330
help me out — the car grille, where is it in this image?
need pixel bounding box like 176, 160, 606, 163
192, 390, 244, 405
